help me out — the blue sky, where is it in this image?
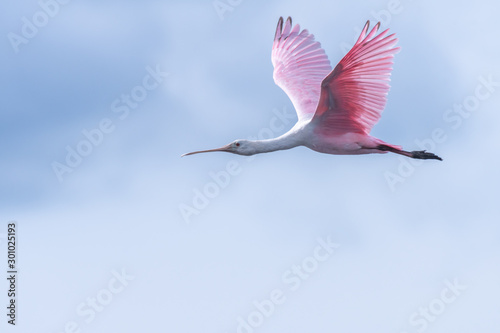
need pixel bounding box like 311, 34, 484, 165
1, 0, 499, 332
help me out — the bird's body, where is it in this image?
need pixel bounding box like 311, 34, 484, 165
241, 122, 378, 155
183, 17, 442, 161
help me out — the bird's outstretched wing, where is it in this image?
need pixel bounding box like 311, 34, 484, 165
312, 21, 400, 136
272, 17, 332, 122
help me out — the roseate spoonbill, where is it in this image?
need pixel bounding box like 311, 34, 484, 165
183, 17, 442, 161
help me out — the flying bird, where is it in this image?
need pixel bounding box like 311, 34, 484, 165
183, 17, 442, 161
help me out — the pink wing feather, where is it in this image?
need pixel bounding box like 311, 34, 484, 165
312, 21, 400, 135
272, 17, 332, 121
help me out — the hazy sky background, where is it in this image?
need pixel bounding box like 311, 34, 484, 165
1, 0, 499, 332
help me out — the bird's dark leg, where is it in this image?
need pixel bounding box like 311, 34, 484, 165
377, 144, 443, 161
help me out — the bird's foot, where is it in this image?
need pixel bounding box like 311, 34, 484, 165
411, 150, 442, 161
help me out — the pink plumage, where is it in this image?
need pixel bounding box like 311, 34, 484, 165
183, 17, 441, 161
314, 21, 399, 136
272, 17, 331, 121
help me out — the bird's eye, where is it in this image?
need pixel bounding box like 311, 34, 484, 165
235, 142, 241, 147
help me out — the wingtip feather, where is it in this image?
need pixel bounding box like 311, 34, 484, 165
282, 16, 292, 36
356, 21, 370, 44
275, 17, 284, 40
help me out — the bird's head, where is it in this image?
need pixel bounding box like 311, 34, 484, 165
182, 139, 256, 157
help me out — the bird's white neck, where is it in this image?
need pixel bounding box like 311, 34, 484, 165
248, 133, 302, 155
